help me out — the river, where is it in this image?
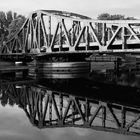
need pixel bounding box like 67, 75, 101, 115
0, 61, 140, 140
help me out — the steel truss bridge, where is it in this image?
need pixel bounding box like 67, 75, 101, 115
1, 79, 140, 136
1, 10, 140, 59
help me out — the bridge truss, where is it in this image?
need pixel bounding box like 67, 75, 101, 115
1, 80, 140, 136
1, 10, 140, 55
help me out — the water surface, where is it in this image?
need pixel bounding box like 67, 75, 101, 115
0, 61, 140, 140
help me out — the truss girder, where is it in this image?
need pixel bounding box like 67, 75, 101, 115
1, 10, 140, 54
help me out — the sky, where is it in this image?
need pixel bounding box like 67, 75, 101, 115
0, 0, 140, 19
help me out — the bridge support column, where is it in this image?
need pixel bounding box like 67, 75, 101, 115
27, 59, 90, 79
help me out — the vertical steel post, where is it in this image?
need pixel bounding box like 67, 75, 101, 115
59, 21, 62, 51
49, 95, 52, 125
38, 93, 43, 128
102, 106, 106, 128
121, 106, 126, 129
122, 27, 126, 50
85, 98, 89, 123
71, 21, 76, 46
29, 20, 32, 50
107, 28, 111, 41
102, 23, 107, 46
22, 29, 25, 53
59, 94, 63, 120
48, 16, 51, 47
86, 25, 89, 50
72, 100, 75, 124
38, 14, 41, 50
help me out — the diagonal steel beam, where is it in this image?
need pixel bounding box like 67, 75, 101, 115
23, 19, 30, 51
89, 105, 102, 126
50, 22, 60, 49
43, 94, 49, 121
62, 98, 72, 123
74, 26, 86, 48
126, 25, 140, 41
73, 97, 86, 123
107, 104, 121, 128
61, 19, 71, 46
89, 22, 101, 47
126, 114, 140, 131
106, 26, 121, 48
40, 16, 48, 47
30, 19, 39, 49
51, 94, 60, 121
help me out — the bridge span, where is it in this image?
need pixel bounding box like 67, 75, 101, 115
1, 10, 140, 57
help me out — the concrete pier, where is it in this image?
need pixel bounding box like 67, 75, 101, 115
27, 60, 90, 79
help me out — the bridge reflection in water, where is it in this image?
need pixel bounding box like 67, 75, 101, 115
0, 77, 140, 137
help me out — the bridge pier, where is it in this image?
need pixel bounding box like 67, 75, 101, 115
27, 56, 90, 79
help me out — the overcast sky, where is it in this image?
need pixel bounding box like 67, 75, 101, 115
0, 0, 140, 19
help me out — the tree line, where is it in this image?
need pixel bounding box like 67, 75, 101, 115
0, 11, 25, 45
97, 13, 136, 20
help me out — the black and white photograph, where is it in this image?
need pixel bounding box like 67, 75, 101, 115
0, 0, 140, 140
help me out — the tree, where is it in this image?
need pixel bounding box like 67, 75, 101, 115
0, 11, 7, 26
6, 11, 13, 25
0, 11, 8, 44
97, 13, 113, 20
97, 13, 136, 20
110, 14, 125, 20
0, 11, 26, 44
7, 15, 26, 40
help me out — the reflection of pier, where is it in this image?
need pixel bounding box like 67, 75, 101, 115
1, 80, 140, 136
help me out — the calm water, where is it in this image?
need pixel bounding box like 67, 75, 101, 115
0, 61, 140, 140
